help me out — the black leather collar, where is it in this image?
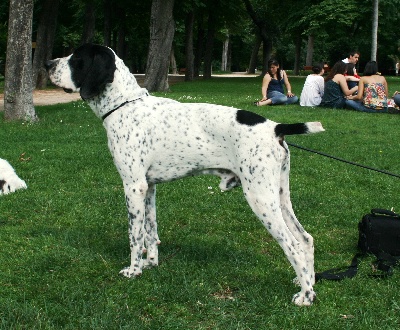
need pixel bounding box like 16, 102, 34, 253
102, 99, 135, 121
102, 93, 148, 121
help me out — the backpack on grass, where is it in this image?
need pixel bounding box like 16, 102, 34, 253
316, 209, 400, 281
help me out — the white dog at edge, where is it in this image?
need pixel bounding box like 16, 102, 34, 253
45, 43, 324, 306
0, 159, 27, 195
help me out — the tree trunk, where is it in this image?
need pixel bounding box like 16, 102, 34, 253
116, 8, 126, 60
221, 33, 229, 71
248, 34, 261, 74
193, 15, 204, 78
170, 47, 177, 74
184, 11, 195, 81
203, 11, 215, 79
305, 34, 314, 66
4, 0, 36, 121
243, 0, 272, 75
226, 40, 232, 73
371, 0, 378, 61
103, 0, 112, 47
32, 0, 60, 89
262, 39, 272, 75
293, 33, 302, 75
80, 1, 96, 44
144, 0, 175, 92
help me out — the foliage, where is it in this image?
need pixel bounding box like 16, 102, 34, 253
0, 0, 400, 74
300, 0, 361, 34
1, 76, 400, 328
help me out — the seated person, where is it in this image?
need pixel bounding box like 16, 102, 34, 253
345, 61, 388, 113
393, 92, 400, 107
320, 61, 358, 108
345, 63, 360, 90
254, 59, 298, 106
388, 91, 400, 113
300, 63, 325, 106
342, 51, 360, 81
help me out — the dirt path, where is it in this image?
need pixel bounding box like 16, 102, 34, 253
0, 72, 257, 111
0, 88, 81, 111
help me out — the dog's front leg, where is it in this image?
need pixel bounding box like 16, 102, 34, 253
143, 183, 161, 268
119, 180, 149, 278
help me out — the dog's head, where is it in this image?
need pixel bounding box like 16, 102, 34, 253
45, 44, 116, 100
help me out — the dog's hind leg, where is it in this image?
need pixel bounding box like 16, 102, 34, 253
143, 183, 161, 268
119, 180, 149, 278
279, 147, 315, 287
242, 179, 315, 306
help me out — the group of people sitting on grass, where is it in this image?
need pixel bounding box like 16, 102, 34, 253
254, 52, 400, 113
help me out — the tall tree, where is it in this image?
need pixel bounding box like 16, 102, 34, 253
221, 32, 230, 71
32, 0, 60, 89
103, 0, 112, 47
4, 0, 36, 121
144, 0, 175, 92
80, 1, 96, 44
202, 8, 216, 79
193, 14, 205, 78
371, 0, 379, 61
184, 10, 195, 81
116, 5, 127, 59
242, 0, 273, 75
305, 35, 314, 66
247, 33, 261, 74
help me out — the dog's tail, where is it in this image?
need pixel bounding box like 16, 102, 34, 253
275, 122, 324, 137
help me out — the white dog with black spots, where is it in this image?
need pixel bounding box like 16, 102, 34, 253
45, 44, 324, 306
0, 159, 27, 195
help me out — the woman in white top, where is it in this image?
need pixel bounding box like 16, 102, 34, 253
300, 64, 325, 106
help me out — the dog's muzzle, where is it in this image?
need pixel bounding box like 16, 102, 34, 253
44, 60, 57, 72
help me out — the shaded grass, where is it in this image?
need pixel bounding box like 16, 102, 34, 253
0, 75, 400, 329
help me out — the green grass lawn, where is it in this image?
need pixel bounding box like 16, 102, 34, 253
1, 76, 400, 329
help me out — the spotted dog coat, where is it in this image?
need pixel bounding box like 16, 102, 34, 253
45, 44, 324, 306
0, 159, 27, 195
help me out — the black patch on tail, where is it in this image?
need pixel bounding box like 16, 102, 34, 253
275, 123, 308, 136
236, 110, 266, 126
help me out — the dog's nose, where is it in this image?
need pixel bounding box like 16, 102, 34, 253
44, 60, 56, 71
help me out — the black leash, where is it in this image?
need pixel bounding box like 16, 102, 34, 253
287, 142, 400, 179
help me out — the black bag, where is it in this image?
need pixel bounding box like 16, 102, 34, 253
358, 209, 400, 256
316, 209, 400, 281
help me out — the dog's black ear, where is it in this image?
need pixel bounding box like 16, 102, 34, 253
80, 46, 116, 100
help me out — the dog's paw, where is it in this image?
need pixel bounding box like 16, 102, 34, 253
292, 290, 316, 306
143, 258, 158, 269
0, 178, 27, 195
119, 267, 142, 278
